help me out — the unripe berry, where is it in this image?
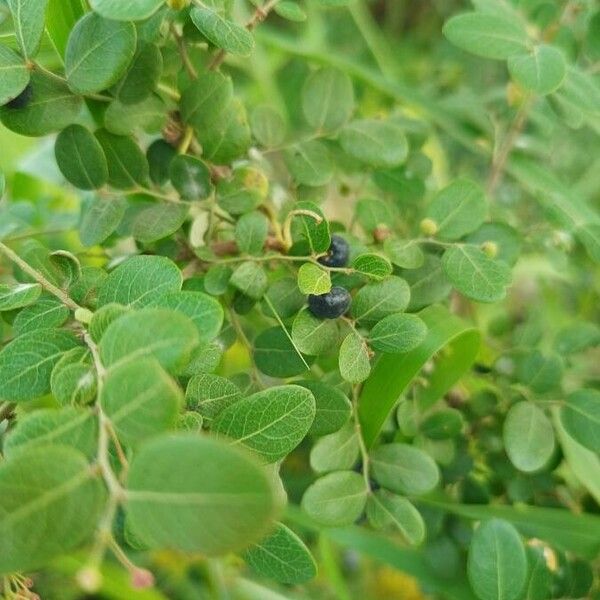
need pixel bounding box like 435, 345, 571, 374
167, 0, 190, 8
481, 241, 498, 258
76, 566, 102, 593
420, 218, 438, 237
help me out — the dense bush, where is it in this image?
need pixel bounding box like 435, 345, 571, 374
0, 0, 599, 598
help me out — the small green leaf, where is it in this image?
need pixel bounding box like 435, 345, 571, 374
426, 178, 487, 240
443, 12, 529, 60
516, 350, 563, 394
560, 389, 600, 453
442, 245, 512, 303
230, 261, 268, 300
274, 1, 307, 22
291, 201, 331, 254
243, 523, 317, 584
131, 203, 189, 243
7, 0, 49, 59
95, 129, 150, 189
0, 282, 41, 311
302, 67, 354, 132
301, 471, 367, 526
421, 408, 464, 440
0, 329, 80, 402
405, 254, 452, 310
370, 443, 439, 495
12, 297, 70, 335
352, 276, 410, 326
65, 13, 137, 95
284, 140, 333, 187
169, 155, 213, 201
250, 105, 286, 148
214, 385, 316, 462
114, 42, 163, 105
340, 119, 408, 168
4, 407, 97, 459
90, 0, 164, 20
80, 197, 127, 247
180, 71, 233, 133
369, 313, 427, 354
100, 308, 198, 374
298, 380, 352, 436
310, 422, 359, 473
503, 402, 555, 472
384, 238, 425, 269
292, 308, 339, 355
0, 45, 30, 105
468, 519, 527, 600
235, 211, 269, 256
97, 255, 182, 307
297, 263, 332, 295
125, 434, 280, 555
190, 6, 255, 56
366, 491, 425, 546
186, 373, 241, 420
104, 95, 166, 136
339, 331, 371, 384
352, 253, 393, 280
55, 124, 109, 190
101, 357, 183, 446
0, 445, 105, 573
508, 44, 566, 95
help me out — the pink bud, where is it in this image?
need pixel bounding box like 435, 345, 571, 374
131, 568, 155, 590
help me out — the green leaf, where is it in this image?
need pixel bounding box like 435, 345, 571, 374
235, 211, 269, 256
301, 471, 367, 526
243, 523, 317, 584
12, 296, 70, 335
554, 322, 600, 355
292, 308, 338, 355
55, 124, 109, 190
503, 402, 555, 472
186, 373, 241, 420
180, 71, 233, 133
0, 329, 80, 402
369, 313, 427, 354
50, 348, 96, 406
125, 434, 280, 555
190, 6, 255, 56
263, 278, 306, 319
0, 44, 30, 106
426, 178, 487, 240
384, 238, 424, 269
302, 67, 354, 132
169, 155, 213, 201
95, 129, 150, 189
204, 264, 233, 296
217, 166, 267, 215
131, 203, 189, 243
7, 0, 49, 59
230, 261, 268, 300
274, 1, 307, 22
0, 445, 105, 573
442, 245, 512, 303
297, 263, 331, 295
150, 290, 223, 343
90, 0, 164, 20
0, 72, 83, 137
100, 308, 198, 374
508, 44, 566, 95
420, 408, 464, 440
366, 491, 425, 546
516, 350, 563, 394
370, 443, 439, 495
466, 222, 522, 266
65, 13, 137, 95
298, 380, 352, 436
291, 201, 331, 254
97, 255, 182, 307
339, 331, 371, 384
0, 282, 41, 311
114, 42, 163, 105
405, 254, 452, 310
250, 105, 286, 147
310, 422, 359, 473
101, 357, 183, 447
80, 196, 127, 247
214, 385, 315, 463
352, 253, 393, 280
560, 389, 600, 453
46, 0, 85, 58
340, 119, 408, 168
4, 407, 97, 459
467, 519, 527, 600
352, 276, 410, 326
285, 140, 333, 187
104, 95, 166, 136
443, 12, 529, 60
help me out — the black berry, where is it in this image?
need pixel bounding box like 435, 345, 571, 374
318, 235, 350, 268
308, 286, 351, 319
4, 84, 33, 109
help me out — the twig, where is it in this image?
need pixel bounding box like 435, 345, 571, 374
171, 23, 198, 79
352, 385, 371, 492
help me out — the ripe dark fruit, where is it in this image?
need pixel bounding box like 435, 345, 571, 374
308, 286, 351, 319
5, 84, 33, 109
318, 235, 350, 268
